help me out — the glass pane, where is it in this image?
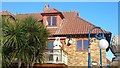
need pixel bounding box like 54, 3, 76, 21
48, 41, 53, 53
77, 40, 82, 50
47, 16, 51, 25
84, 40, 89, 50
48, 41, 53, 49
52, 17, 56, 26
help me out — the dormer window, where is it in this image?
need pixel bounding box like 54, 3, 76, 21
52, 17, 57, 26
46, 16, 56, 26
41, 4, 64, 27
47, 16, 51, 25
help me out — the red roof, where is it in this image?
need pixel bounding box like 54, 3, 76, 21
0, 10, 12, 15
43, 8, 61, 13
0, 10, 16, 20
48, 27, 58, 35
0, 10, 111, 36
47, 12, 111, 35
16, 13, 43, 21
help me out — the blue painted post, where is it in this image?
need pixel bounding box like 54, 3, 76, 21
88, 29, 92, 68
100, 32, 104, 68
88, 46, 91, 68
100, 49, 102, 68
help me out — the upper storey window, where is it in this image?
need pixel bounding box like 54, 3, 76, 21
52, 17, 56, 26
47, 16, 51, 25
46, 16, 56, 26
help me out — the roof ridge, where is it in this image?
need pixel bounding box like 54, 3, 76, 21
16, 13, 40, 15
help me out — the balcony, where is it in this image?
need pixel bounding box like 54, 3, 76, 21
43, 49, 68, 65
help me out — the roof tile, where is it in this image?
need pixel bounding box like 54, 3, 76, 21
48, 12, 111, 35
0, 10, 12, 15
16, 13, 42, 21
0, 10, 111, 35
43, 8, 61, 13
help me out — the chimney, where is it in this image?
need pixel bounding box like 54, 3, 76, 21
75, 10, 79, 16
44, 4, 49, 12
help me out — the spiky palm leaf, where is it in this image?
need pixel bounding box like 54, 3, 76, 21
2, 18, 27, 67
22, 17, 49, 65
2, 16, 50, 68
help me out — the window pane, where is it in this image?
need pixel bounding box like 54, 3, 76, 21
48, 41, 53, 53
84, 40, 89, 50
52, 17, 56, 26
77, 40, 82, 50
48, 41, 53, 49
47, 16, 51, 25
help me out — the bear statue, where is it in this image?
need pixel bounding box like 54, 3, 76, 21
53, 37, 62, 63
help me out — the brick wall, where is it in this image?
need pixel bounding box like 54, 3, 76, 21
56, 15, 62, 27
43, 15, 47, 26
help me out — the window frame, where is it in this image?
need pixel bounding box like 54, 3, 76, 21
47, 39, 64, 50
52, 16, 57, 26
76, 38, 89, 52
47, 16, 51, 26
47, 41, 54, 49
83, 40, 89, 50
46, 16, 57, 26
76, 40, 82, 50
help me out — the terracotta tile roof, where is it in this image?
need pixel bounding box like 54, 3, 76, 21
48, 12, 111, 35
43, 8, 61, 13
0, 10, 16, 20
16, 13, 42, 21
47, 28, 58, 35
0, 10, 12, 15
41, 8, 64, 20
0, 10, 111, 35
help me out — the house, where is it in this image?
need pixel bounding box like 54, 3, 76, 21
1, 4, 112, 68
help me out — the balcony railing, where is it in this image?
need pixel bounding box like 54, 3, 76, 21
43, 49, 68, 65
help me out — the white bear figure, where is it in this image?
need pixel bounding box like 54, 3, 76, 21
53, 37, 62, 63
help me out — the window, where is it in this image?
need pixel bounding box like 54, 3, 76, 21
52, 17, 56, 26
76, 39, 89, 50
46, 16, 56, 26
47, 41, 53, 52
83, 40, 89, 50
47, 16, 51, 25
77, 40, 82, 50
48, 41, 53, 49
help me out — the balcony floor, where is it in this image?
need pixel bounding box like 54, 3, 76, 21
33, 63, 68, 68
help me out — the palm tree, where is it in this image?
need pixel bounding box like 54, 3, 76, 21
22, 17, 50, 67
2, 17, 28, 68
0, 16, 2, 68
2, 16, 50, 68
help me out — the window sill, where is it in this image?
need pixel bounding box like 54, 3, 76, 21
76, 50, 88, 52
47, 26, 58, 28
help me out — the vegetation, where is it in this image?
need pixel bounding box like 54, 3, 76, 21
0, 40, 1, 68
2, 16, 50, 68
